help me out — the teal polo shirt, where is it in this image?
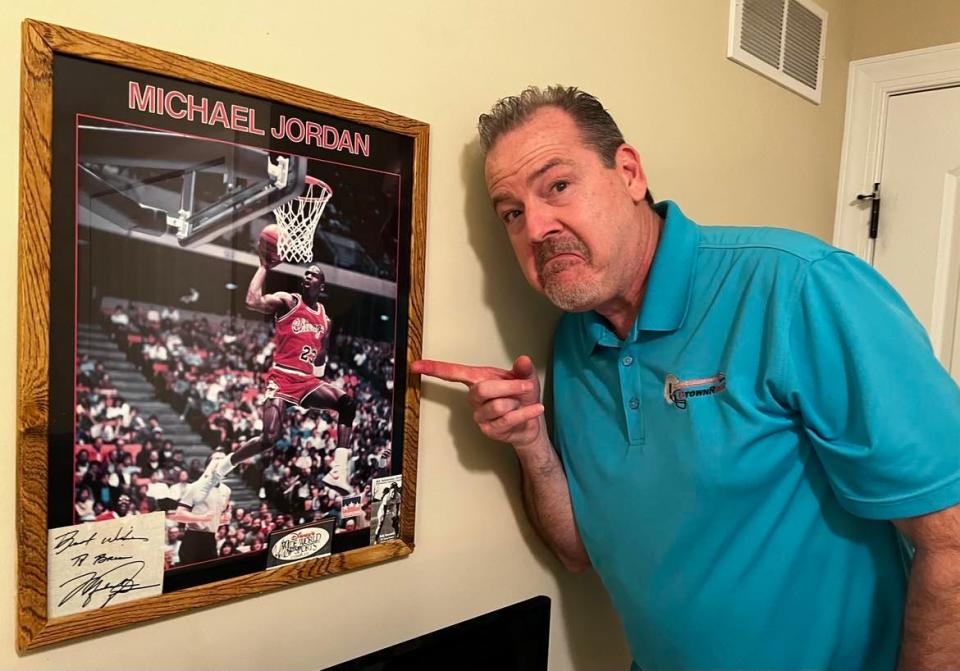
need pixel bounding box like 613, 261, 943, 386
551, 202, 960, 671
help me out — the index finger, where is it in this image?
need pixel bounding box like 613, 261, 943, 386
411, 359, 512, 386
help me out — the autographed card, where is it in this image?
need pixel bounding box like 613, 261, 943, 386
47, 512, 165, 618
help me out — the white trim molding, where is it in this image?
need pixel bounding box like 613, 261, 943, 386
930, 168, 960, 370
833, 42, 960, 261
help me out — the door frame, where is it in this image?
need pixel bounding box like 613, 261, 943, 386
833, 42, 960, 261
834, 42, 960, 374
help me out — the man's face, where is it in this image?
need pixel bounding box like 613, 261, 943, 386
484, 107, 649, 312
302, 266, 325, 294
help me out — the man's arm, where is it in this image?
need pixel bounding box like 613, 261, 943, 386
167, 505, 214, 525
246, 264, 293, 314
893, 504, 960, 670
314, 318, 332, 377
219, 491, 232, 526
515, 427, 590, 572
412, 356, 590, 572
283, 476, 301, 496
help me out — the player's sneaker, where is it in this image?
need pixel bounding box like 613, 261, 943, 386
193, 470, 221, 502
322, 467, 352, 496
194, 452, 225, 500
215, 456, 237, 479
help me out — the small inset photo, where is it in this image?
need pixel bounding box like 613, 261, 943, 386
369, 475, 402, 544
338, 493, 367, 534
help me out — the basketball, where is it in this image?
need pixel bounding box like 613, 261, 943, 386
258, 224, 281, 268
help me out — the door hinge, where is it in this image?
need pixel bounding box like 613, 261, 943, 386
856, 183, 881, 239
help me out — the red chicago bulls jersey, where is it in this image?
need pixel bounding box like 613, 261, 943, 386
272, 294, 330, 375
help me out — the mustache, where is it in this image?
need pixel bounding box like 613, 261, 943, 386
534, 236, 590, 275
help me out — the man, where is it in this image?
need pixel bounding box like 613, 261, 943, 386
166, 526, 183, 566
373, 482, 401, 543
199, 262, 358, 497
108, 305, 130, 336
121, 405, 146, 441
168, 451, 232, 565
413, 86, 960, 670
95, 493, 134, 521
75, 447, 93, 477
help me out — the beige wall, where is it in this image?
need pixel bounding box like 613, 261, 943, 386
849, 0, 960, 61
0, 2, 860, 670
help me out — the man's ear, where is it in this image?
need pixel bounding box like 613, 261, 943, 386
614, 143, 650, 205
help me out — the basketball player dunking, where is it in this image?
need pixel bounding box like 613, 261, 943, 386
197, 260, 358, 500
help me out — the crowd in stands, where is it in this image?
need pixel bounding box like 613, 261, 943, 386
75, 354, 199, 519
74, 298, 396, 567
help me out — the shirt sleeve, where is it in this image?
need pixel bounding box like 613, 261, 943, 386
780, 251, 960, 520
178, 482, 197, 509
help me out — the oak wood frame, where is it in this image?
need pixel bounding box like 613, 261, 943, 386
17, 19, 427, 652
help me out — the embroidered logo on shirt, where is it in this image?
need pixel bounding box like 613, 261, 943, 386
664, 373, 726, 410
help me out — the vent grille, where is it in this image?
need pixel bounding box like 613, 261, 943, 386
783, 0, 823, 89
741, 0, 784, 67
728, 0, 827, 103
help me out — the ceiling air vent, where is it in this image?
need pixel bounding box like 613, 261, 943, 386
728, 0, 827, 103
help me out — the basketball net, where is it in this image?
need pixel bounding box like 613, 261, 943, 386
273, 176, 333, 264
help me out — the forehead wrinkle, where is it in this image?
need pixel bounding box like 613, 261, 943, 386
486, 142, 572, 203
527, 158, 573, 186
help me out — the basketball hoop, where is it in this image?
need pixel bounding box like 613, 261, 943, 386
273, 176, 333, 263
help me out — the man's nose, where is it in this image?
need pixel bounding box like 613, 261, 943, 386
524, 202, 563, 242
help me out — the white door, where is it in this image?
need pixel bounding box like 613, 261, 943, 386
871, 85, 960, 383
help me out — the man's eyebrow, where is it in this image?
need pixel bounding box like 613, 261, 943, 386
527, 158, 572, 186
490, 159, 573, 209
491, 192, 514, 210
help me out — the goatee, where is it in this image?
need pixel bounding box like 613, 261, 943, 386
534, 236, 598, 311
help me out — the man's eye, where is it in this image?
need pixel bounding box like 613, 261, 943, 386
552, 181, 568, 193
503, 209, 522, 224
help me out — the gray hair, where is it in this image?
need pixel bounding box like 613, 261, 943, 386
478, 85, 654, 205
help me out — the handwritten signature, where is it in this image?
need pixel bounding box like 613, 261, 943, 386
52, 525, 149, 557
51, 529, 97, 556
101, 526, 149, 544
70, 552, 134, 567
57, 561, 160, 609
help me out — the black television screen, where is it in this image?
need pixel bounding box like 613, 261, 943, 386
322, 595, 551, 671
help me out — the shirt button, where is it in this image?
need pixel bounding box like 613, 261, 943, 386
629, 397, 640, 410
622, 356, 634, 366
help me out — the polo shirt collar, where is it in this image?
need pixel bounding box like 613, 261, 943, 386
581, 201, 699, 354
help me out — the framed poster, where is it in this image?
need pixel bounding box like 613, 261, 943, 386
16, 20, 427, 651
